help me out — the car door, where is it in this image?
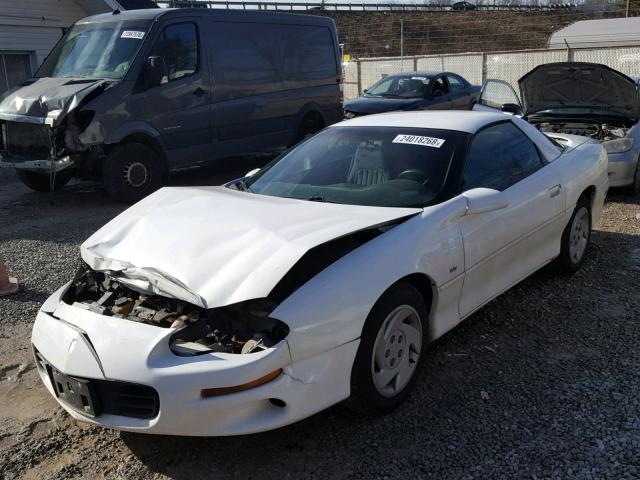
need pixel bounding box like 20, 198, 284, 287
424, 75, 452, 110
446, 74, 471, 109
458, 121, 565, 318
473, 79, 521, 113
137, 19, 213, 169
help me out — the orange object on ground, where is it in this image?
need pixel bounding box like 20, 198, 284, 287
0, 257, 18, 296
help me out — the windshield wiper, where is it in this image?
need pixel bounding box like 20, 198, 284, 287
307, 195, 333, 203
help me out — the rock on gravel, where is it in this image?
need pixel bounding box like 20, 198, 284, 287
1, 167, 639, 479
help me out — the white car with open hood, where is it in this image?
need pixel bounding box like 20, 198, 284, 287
32, 111, 608, 436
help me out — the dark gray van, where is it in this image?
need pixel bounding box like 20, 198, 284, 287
0, 9, 342, 202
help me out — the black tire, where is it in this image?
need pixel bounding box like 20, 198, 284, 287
292, 115, 323, 145
345, 282, 428, 415
102, 142, 164, 204
553, 195, 592, 274
16, 169, 72, 192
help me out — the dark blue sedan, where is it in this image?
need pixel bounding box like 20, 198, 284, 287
343, 72, 481, 118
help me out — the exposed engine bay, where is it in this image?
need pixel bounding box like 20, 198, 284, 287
61, 265, 289, 357
537, 121, 629, 141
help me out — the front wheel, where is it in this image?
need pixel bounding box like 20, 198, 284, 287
553, 196, 592, 274
345, 282, 428, 415
102, 142, 164, 204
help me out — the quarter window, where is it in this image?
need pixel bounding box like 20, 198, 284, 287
447, 75, 465, 91
463, 122, 544, 192
151, 23, 198, 82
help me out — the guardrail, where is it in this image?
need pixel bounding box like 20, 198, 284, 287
166, 1, 578, 11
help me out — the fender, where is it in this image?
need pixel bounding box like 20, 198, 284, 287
271, 195, 468, 362
104, 121, 164, 147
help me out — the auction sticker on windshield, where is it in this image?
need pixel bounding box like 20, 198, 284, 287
392, 134, 445, 148
121, 31, 145, 39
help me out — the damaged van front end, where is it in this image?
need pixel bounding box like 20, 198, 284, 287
0, 77, 114, 181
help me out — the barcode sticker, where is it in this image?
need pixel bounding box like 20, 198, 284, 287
392, 134, 445, 148
121, 31, 145, 39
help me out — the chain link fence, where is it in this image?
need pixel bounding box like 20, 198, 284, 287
343, 45, 640, 100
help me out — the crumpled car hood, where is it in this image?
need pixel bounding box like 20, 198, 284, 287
80, 186, 421, 308
519, 62, 640, 121
343, 96, 423, 115
0, 76, 108, 126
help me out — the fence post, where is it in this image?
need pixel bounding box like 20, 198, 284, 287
481, 52, 487, 84
357, 59, 362, 94
413, 55, 418, 71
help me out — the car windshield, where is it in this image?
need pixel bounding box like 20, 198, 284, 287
366, 75, 432, 98
242, 126, 467, 208
37, 20, 151, 80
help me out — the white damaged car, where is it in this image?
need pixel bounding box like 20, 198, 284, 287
32, 111, 608, 436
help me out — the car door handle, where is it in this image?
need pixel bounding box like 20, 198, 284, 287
549, 184, 562, 198
193, 87, 206, 97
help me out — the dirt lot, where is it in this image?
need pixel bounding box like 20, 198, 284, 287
1, 164, 639, 480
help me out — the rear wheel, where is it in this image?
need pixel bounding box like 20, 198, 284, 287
345, 282, 428, 414
292, 115, 323, 145
553, 196, 591, 274
102, 142, 164, 204
16, 169, 72, 192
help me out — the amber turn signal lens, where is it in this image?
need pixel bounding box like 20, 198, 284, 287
201, 369, 283, 398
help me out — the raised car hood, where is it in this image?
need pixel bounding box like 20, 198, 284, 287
344, 96, 422, 115
0, 77, 108, 126
519, 62, 640, 121
80, 186, 421, 308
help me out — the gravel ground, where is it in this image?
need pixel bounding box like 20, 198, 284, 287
1, 165, 639, 480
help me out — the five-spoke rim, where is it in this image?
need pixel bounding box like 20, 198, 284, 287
569, 206, 589, 264
371, 305, 423, 398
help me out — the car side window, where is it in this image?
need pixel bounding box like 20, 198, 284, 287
447, 75, 465, 92
150, 23, 198, 82
463, 122, 544, 192
431, 76, 449, 96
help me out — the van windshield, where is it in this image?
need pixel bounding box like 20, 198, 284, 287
37, 20, 151, 80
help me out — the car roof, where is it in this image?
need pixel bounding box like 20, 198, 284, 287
77, 8, 333, 26
334, 111, 513, 134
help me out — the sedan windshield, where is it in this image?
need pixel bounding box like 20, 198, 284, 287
37, 20, 151, 80
366, 75, 432, 98
243, 126, 467, 208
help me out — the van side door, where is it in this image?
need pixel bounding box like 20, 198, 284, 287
136, 19, 212, 168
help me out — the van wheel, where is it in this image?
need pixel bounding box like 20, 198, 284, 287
103, 142, 164, 204
345, 282, 428, 415
16, 169, 72, 192
293, 115, 323, 145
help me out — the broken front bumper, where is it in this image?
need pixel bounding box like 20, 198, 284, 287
31, 290, 358, 436
0, 154, 73, 172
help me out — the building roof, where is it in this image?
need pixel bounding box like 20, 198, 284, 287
548, 17, 640, 49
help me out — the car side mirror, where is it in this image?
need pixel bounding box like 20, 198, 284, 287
463, 188, 509, 215
144, 56, 168, 87
501, 103, 522, 116
362, 89, 368, 94
245, 168, 260, 177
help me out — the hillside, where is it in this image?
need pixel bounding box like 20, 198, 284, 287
313, 10, 621, 57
